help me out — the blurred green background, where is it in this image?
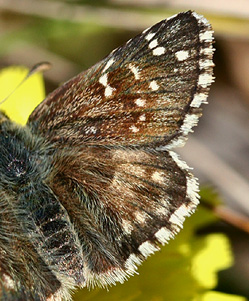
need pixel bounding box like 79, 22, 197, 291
0, 0, 248, 300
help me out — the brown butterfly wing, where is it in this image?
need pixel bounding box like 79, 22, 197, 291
28, 11, 214, 149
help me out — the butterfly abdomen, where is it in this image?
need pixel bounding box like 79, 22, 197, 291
0, 114, 84, 299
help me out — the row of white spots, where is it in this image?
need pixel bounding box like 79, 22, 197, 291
82, 12, 213, 289
145, 32, 166, 56
190, 11, 214, 110
125, 226, 176, 269
99, 73, 115, 97
126, 188, 199, 261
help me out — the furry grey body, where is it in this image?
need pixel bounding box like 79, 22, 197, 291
0, 112, 84, 299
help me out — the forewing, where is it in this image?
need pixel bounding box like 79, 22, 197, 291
28, 11, 214, 148
50, 146, 199, 287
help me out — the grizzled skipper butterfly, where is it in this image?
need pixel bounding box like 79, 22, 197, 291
0, 11, 214, 300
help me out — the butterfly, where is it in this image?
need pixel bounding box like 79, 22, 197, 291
0, 10, 214, 301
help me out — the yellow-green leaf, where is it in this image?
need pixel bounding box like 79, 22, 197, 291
199, 291, 247, 301
0, 66, 45, 125
191, 234, 233, 289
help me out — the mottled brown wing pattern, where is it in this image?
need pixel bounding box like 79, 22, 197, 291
49, 146, 198, 287
28, 11, 214, 148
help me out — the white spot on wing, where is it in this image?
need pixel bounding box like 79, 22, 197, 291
99, 73, 115, 97
152, 171, 164, 184
145, 32, 155, 41
165, 136, 187, 150
149, 80, 159, 91
200, 47, 214, 56
153, 47, 165, 56
200, 30, 213, 42
155, 227, 174, 244
139, 114, 146, 121
191, 92, 207, 108
191, 11, 207, 23
186, 176, 199, 206
122, 220, 133, 235
134, 211, 147, 224
181, 114, 199, 135
148, 39, 158, 49
198, 73, 214, 88
125, 253, 142, 273
199, 59, 214, 69
105, 86, 115, 97
175, 50, 189, 61
138, 241, 158, 257
102, 58, 114, 73
128, 64, 140, 80
99, 74, 108, 86
169, 204, 191, 228
130, 125, 139, 133
135, 98, 146, 107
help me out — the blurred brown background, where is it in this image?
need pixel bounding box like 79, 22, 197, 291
0, 0, 248, 299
